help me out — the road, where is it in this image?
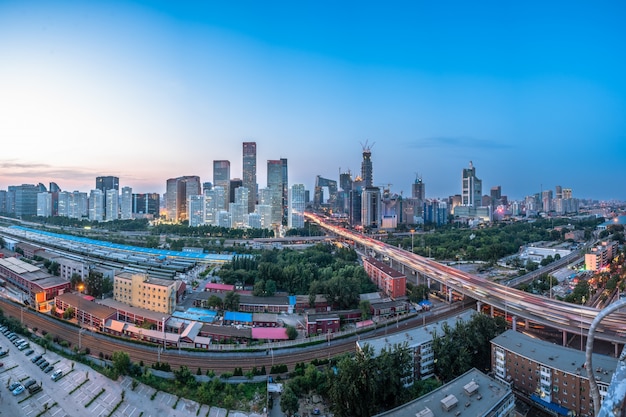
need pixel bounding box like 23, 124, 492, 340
305, 212, 626, 345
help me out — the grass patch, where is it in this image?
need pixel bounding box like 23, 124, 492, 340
85, 387, 105, 408
69, 378, 90, 395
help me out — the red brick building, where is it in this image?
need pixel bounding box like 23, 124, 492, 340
363, 257, 406, 298
306, 313, 340, 336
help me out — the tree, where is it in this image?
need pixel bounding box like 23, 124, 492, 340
265, 279, 277, 296
206, 295, 223, 310
223, 291, 240, 311
280, 386, 299, 416
85, 270, 106, 298
62, 306, 75, 320
285, 325, 298, 340
359, 300, 371, 320
70, 273, 84, 290
112, 351, 132, 376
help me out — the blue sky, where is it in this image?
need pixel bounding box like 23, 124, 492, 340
1, 1, 625, 201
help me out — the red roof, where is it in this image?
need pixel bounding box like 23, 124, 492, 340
251, 327, 289, 340
205, 283, 235, 291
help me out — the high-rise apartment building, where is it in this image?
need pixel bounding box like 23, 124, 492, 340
230, 186, 249, 229
188, 195, 205, 227
96, 176, 119, 220
213, 160, 230, 210
362, 187, 381, 229
288, 184, 306, 229
242, 141, 257, 213
461, 161, 482, 206
165, 176, 201, 222
229, 178, 242, 204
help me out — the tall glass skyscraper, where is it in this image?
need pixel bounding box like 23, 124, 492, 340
213, 160, 230, 210
242, 142, 257, 214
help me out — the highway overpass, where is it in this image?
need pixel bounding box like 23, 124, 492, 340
305, 213, 626, 349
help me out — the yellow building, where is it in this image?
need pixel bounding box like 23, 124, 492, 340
113, 272, 177, 314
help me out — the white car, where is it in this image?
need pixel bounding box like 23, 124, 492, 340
51, 369, 63, 381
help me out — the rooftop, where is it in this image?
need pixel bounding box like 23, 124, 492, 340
492, 330, 618, 382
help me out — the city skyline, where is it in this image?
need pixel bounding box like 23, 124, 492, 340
1, 2, 625, 201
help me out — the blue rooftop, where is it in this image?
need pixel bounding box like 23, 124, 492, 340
224, 311, 252, 323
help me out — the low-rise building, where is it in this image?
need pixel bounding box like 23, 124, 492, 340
54, 292, 116, 330
374, 368, 515, 417
306, 313, 340, 336
113, 272, 179, 314
357, 309, 476, 385
363, 257, 406, 299
491, 329, 617, 417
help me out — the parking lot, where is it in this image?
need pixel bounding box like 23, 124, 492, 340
0, 326, 263, 417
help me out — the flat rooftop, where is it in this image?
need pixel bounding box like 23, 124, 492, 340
374, 368, 513, 417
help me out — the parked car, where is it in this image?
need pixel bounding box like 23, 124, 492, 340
39, 361, 49, 369
0, 350, 8, 358
24, 348, 34, 356
28, 384, 42, 394
31, 354, 42, 363
44, 365, 54, 373
51, 370, 63, 381
12, 384, 24, 395
23, 379, 36, 389
8, 382, 20, 391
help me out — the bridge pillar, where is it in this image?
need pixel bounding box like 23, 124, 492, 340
490, 305, 494, 317
614, 342, 620, 358
476, 301, 482, 312
448, 287, 453, 304
525, 319, 529, 330
427, 277, 431, 289
511, 316, 517, 331
562, 331, 568, 347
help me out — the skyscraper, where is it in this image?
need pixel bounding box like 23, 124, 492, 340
96, 176, 119, 219
165, 176, 201, 222
412, 175, 425, 201
89, 189, 104, 222
361, 142, 374, 188
288, 184, 306, 229
461, 161, 482, 207
242, 141, 257, 213
281, 158, 288, 223
267, 159, 284, 227
105, 189, 119, 221
213, 160, 230, 210
120, 186, 133, 220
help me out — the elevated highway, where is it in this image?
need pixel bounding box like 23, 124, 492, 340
306, 213, 626, 347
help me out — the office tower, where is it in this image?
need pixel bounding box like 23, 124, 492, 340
89, 189, 104, 221
242, 141, 257, 213
461, 161, 482, 207
57, 192, 69, 217
37, 192, 52, 217
132, 193, 160, 218
202, 182, 212, 194
188, 195, 205, 227
255, 202, 273, 230
105, 189, 119, 221
288, 184, 306, 229
361, 142, 374, 187
267, 160, 284, 226
96, 176, 119, 220
14, 184, 39, 217
69, 191, 88, 219
362, 187, 381, 229
203, 186, 221, 226
229, 178, 243, 204
281, 158, 288, 222
49, 182, 61, 193
230, 186, 249, 229
165, 176, 201, 222
120, 187, 132, 220
213, 160, 230, 210
0, 190, 6, 213
490, 186, 502, 207
412, 175, 425, 200
338, 170, 353, 214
